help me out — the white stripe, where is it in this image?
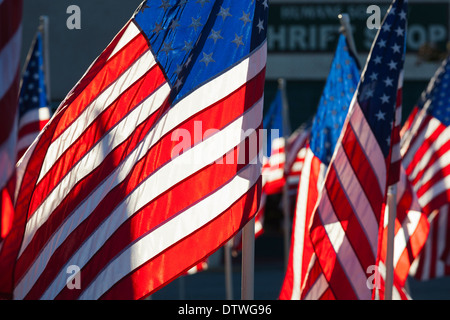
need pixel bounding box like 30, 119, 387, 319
349, 102, 387, 193
17, 132, 39, 153
414, 148, 450, 192
37, 49, 157, 183
18, 82, 171, 258
332, 141, 380, 255
16, 98, 263, 299
393, 210, 423, 268
407, 124, 450, 181
418, 175, 450, 209
18, 107, 51, 129
392, 143, 401, 163
108, 22, 141, 60
0, 25, 21, 100
402, 117, 440, 168
319, 191, 372, 300
79, 158, 261, 300
436, 205, 449, 276
304, 272, 328, 300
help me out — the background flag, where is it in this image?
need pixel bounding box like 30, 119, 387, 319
0, 0, 268, 300
18, 29, 51, 160
304, 0, 407, 300
279, 32, 360, 300
402, 55, 450, 280
0, 0, 22, 247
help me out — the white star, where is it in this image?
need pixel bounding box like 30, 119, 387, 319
196, 0, 210, 8
380, 94, 390, 104
388, 60, 397, 70
159, 0, 171, 12
182, 41, 193, 52
217, 6, 232, 21
395, 26, 404, 37
208, 29, 223, 44
384, 77, 393, 87
169, 19, 180, 30
239, 11, 251, 26
386, 137, 391, 146
262, 0, 269, 9
375, 110, 386, 121
392, 43, 401, 54
161, 41, 173, 55
399, 10, 407, 20
189, 17, 203, 32
370, 72, 378, 81
378, 39, 386, 48
152, 22, 163, 33
256, 19, 264, 33
200, 52, 215, 66
373, 56, 382, 64
232, 33, 244, 48
174, 77, 183, 90
382, 23, 391, 32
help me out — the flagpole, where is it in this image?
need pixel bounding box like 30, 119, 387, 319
278, 78, 291, 271
384, 184, 397, 300
39, 15, 51, 105
241, 217, 255, 300
338, 13, 358, 56
224, 240, 234, 300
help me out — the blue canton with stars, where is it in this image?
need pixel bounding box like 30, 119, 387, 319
416, 55, 450, 127
133, 0, 268, 104
356, 0, 407, 157
19, 31, 48, 118
310, 33, 360, 165
263, 89, 284, 158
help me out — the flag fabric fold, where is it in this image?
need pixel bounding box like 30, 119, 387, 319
280, 32, 360, 300
0, 0, 268, 300
302, 0, 408, 300
0, 0, 22, 249
402, 55, 450, 280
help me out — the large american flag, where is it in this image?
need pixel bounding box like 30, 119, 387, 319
18, 29, 51, 160
402, 55, 450, 280
0, 0, 268, 300
0, 0, 22, 246
279, 32, 360, 300
304, 0, 408, 300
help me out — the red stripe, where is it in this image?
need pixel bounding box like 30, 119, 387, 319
342, 125, 384, 223
28, 64, 166, 216
422, 189, 450, 215
18, 119, 49, 139
99, 180, 260, 300
52, 139, 258, 300
15, 70, 265, 294
400, 106, 419, 138
0, 0, 22, 52
52, 30, 149, 142
416, 162, 450, 200
324, 165, 376, 270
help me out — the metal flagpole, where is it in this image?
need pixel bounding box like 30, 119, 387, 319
338, 13, 358, 57
224, 240, 234, 300
241, 217, 255, 300
39, 16, 51, 105
385, 185, 397, 300
278, 78, 291, 271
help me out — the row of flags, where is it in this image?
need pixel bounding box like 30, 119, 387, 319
0, 0, 448, 299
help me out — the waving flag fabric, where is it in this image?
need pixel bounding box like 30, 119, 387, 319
303, 0, 408, 300
0, 0, 268, 300
0, 0, 22, 245
18, 30, 51, 160
279, 33, 360, 300
402, 55, 450, 280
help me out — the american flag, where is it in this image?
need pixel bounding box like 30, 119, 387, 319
304, 0, 407, 300
0, 0, 268, 300
0, 0, 22, 246
402, 55, 450, 280
279, 32, 360, 300
18, 29, 51, 160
